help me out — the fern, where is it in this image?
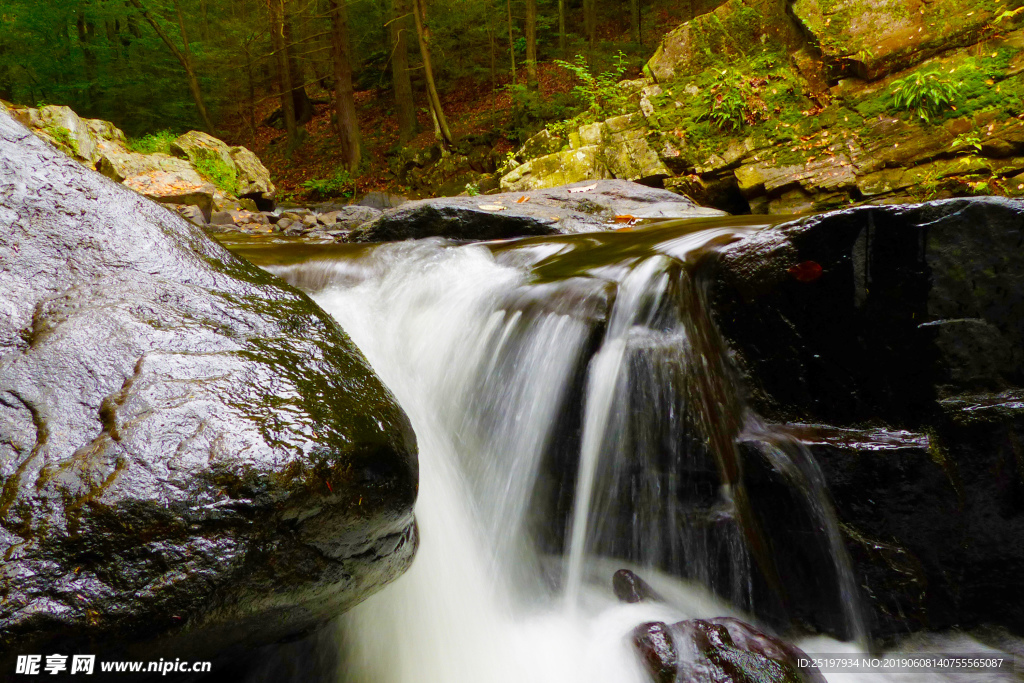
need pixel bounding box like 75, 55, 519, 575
890, 71, 962, 123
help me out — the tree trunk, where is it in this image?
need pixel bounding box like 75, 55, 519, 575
267, 0, 298, 150
486, 0, 497, 113
283, 11, 313, 125
127, 0, 217, 134
410, 0, 452, 149
584, 0, 596, 48
389, 0, 418, 144
76, 7, 99, 111
506, 0, 516, 84
525, 0, 537, 89
0, 43, 13, 102
631, 0, 641, 45
328, 0, 361, 171
558, 0, 565, 51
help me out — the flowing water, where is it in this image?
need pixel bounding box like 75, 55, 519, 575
233, 217, 1018, 683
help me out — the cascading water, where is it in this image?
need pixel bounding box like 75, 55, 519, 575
242, 218, 1013, 683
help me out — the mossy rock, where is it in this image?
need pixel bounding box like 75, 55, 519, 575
792, 0, 1015, 80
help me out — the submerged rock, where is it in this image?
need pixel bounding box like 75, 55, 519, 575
0, 109, 417, 671
709, 197, 1024, 640
632, 617, 825, 683
347, 180, 726, 243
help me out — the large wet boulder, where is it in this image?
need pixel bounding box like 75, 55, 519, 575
708, 198, 1024, 641
347, 180, 725, 243
633, 617, 825, 683
0, 109, 417, 673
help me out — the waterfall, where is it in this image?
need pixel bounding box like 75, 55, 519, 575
251, 219, 997, 683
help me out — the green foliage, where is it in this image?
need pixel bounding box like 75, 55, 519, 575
696, 66, 772, 132
302, 168, 355, 200
552, 50, 631, 121
502, 82, 575, 144
127, 130, 177, 155
44, 125, 78, 156
0, 0, 218, 133
194, 157, 239, 195
952, 131, 983, 152
890, 70, 963, 123
464, 182, 480, 196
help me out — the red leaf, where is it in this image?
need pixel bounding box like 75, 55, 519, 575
788, 261, 823, 283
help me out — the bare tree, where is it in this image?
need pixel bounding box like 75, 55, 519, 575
389, 0, 418, 143
328, 0, 361, 170
267, 0, 298, 151
410, 0, 452, 148
525, 0, 537, 89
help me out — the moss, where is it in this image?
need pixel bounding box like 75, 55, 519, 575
44, 125, 78, 156
194, 156, 239, 195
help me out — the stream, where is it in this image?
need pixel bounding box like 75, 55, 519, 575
221, 217, 1019, 683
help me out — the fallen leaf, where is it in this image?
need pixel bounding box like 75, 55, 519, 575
568, 183, 598, 193
478, 204, 507, 211
789, 261, 823, 283
614, 214, 635, 222
516, 195, 530, 203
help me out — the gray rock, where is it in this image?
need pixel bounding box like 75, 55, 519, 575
172, 204, 208, 227
229, 146, 276, 202
0, 109, 417, 671
357, 192, 407, 210
210, 210, 235, 225
348, 180, 726, 243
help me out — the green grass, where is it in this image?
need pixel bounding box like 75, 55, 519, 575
127, 130, 177, 155
44, 125, 78, 156
194, 156, 239, 195
301, 168, 355, 200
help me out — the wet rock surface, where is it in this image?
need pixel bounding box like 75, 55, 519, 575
632, 616, 825, 683
0, 109, 418, 675
708, 197, 1024, 641
347, 180, 726, 243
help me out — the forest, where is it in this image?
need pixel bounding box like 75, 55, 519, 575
3, 1, 1024, 681
0, 0, 704, 199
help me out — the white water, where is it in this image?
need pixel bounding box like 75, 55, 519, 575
267, 230, 1018, 683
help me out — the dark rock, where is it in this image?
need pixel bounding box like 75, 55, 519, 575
612, 569, 661, 603
632, 618, 825, 683
348, 180, 726, 243
634, 622, 678, 683
0, 109, 418, 674
708, 197, 1024, 641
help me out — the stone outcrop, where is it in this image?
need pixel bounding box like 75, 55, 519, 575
3, 102, 276, 217
0, 108, 417, 673
500, 114, 671, 192
791, 0, 1006, 81
347, 180, 726, 243
498, 0, 1024, 215
708, 197, 1024, 641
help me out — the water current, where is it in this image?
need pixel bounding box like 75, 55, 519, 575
231, 217, 1018, 683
